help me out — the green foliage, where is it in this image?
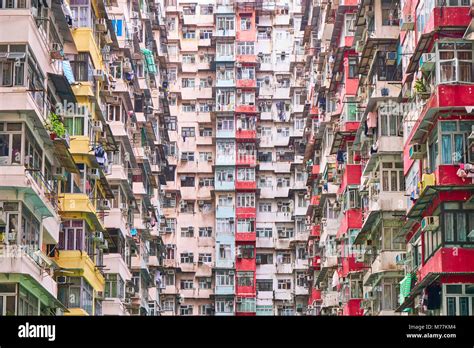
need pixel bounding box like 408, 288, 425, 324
45, 112, 66, 138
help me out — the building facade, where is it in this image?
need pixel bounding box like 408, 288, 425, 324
302, 0, 474, 316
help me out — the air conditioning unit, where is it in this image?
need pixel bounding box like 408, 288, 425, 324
126, 285, 136, 294
92, 120, 103, 132
198, 200, 205, 206
386, 52, 397, 65
57, 276, 67, 284
89, 168, 100, 180
401, 14, 415, 31
8, 233, 16, 241
99, 199, 111, 210
236, 62, 242, 68
409, 143, 426, 160
421, 216, 439, 232
420, 53, 436, 72
99, 239, 109, 250
94, 232, 104, 243
93, 69, 105, 81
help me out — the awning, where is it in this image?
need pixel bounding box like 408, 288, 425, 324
357, 38, 398, 76
141, 48, 157, 75
47, 73, 77, 105
405, 32, 435, 75
52, 137, 79, 174
330, 130, 354, 155
51, 0, 75, 44
62, 60, 75, 84
328, 47, 347, 92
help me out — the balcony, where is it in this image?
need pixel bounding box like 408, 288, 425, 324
308, 288, 322, 305
422, 6, 471, 34
235, 104, 257, 113
215, 284, 235, 295
72, 28, 103, 69
321, 291, 339, 308
418, 247, 474, 283
216, 78, 235, 88
363, 251, 404, 286
54, 250, 105, 293
338, 164, 362, 194
216, 128, 236, 139
236, 79, 257, 88
340, 256, 365, 278
236, 207, 256, 218
235, 129, 257, 141
58, 193, 105, 232
235, 179, 257, 190
215, 155, 236, 166
342, 298, 363, 316
236, 154, 256, 166
276, 263, 293, 274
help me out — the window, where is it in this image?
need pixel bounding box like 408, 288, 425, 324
240, 16, 252, 31
216, 270, 234, 286
259, 202, 272, 212
344, 13, 356, 35
237, 168, 255, 181
256, 253, 273, 265
199, 227, 212, 237
181, 226, 194, 237
182, 54, 196, 64
180, 279, 194, 290
237, 42, 255, 55
59, 220, 86, 251
217, 16, 234, 31
276, 252, 291, 264
381, 0, 400, 26
182, 104, 196, 112
277, 227, 294, 239
379, 111, 403, 137
198, 253, 212, 263
180, 305, 193, 315
180, 200, 194, 213
199, 30, 213, 39
182, 78, 195, 88
439, 121, 474, 165
216, 299, 234, 314
277, 279, 291, 290
216, 218, 234, 235
163, 271, 175, 286
199, 128, 213, 137
237, 193, 255, 207
237, 218, 254, 233
256, 227, 272, 238
216, 42, 234, 57
237, 245, 254, 258
237, 272, 254, 287
181, 152, 195, 161
180, 253, 194, 263
200, 4, 213, 14
444, 284, 474, 316
180, 176, 195, 187
218, 194, 233, 206
70, 0, 94, 27
199, 304, 213, 315
380, 279, 400, 311
219, 244, 232, 260
199, 177, 214, 187
182, 30, 196, 39
217, 141, 235, 157
382, 226, 404, 250
381, 162, 405, 192
257, 279, 273, 291
181, 127, 195, 137
216, 169, 234, 182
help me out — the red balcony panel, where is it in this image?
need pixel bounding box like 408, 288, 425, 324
236, 31, 256, 41
236, 79, 257, 88
235, 105, 257, 113
236, 129, 257, 141
236, 207, 256, 218
423, 7, 471, 34
236, 285, 256, 296
311, 225, 321, 238
310, 195, 321, 206
342, 299, 364, 316
341, 256, 365, 278
344, 77, 358, 96
338, 164, 362, 194
336, 209, 362, 239
236, 312, 256, 316
235, 231, 256, 242
341, 121, 360, 133
308, 288, 322, 304
236, 55, 257, 64
236, 155, 257, 166
235, 256, 256, 270
311, 256, 321, 270
435, 165, 474, 187
418, 247, 474, 283
344, 36, 354, 48
235, 180, 257, 190
310, 106, 318, 117
311, 165, 320, 177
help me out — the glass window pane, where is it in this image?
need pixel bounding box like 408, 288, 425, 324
441, 135, 452, 164
459, 297, 469, 316
444, 213, 454, 242
447, 297, 456, 315
457, 213, 466, 242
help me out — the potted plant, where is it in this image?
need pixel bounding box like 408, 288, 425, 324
414, 78, 430, 99
45, 112, 66, 140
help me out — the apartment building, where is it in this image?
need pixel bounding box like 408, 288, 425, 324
302, 0, 474, 316
0, 0, 169, 315
156, 0, 311, 316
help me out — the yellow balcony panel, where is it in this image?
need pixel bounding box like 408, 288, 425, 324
69, 136, 98, 168
55, 250, 105, 292
72, 28, 103, 69
64, 308, 89, 316
58, 193, 105, 232
71, 83, 94, 98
